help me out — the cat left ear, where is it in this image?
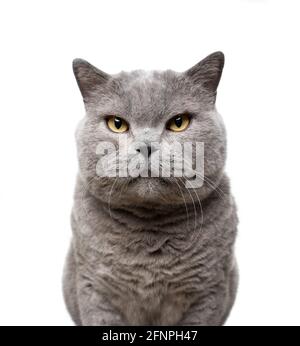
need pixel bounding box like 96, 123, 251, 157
73, 58, 110, 101
185, 51, 225, 94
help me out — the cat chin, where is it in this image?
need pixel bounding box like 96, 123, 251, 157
123, 177, 167, 202
134, 177, 162, 196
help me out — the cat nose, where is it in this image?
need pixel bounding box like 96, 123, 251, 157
136, 145, 153, 158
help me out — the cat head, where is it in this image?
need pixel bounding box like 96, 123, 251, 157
73, 52, 226, 208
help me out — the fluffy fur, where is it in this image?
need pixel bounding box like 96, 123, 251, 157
63, 52, 238, 326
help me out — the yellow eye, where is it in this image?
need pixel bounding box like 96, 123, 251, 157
106, 116, 129, 133
167, 114, 190, 132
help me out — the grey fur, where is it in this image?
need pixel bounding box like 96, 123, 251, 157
63, 52, 238, 326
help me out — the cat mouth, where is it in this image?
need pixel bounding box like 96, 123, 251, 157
128, 176, 170, 184
128, 175, 197, 183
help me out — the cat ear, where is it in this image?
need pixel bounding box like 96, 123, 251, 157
185, 51, 225, 94
72, 59, 110, 101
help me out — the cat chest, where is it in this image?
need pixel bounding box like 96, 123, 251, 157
103, 257, 200, 325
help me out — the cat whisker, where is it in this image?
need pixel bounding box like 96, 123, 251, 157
79, 175, 100, 219
169, 177, 191, 233
108, 178, 118, 219
177, 177, 203, 248
179, 157, 226, 201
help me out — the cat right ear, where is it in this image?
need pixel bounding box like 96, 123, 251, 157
184, 51, 225, 95
72, 59, 110, 102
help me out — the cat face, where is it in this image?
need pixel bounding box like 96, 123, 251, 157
73, 52, 227, 207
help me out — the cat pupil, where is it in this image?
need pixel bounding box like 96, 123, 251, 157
175, 116, 182, 128
114, 117, 122, 129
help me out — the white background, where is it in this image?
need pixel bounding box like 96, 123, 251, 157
0, 0, 299, 326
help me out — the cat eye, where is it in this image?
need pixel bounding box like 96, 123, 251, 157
106, 116, 129, 133
167, 114, 190, 132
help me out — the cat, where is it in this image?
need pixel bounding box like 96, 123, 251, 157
63, 51, 238, 326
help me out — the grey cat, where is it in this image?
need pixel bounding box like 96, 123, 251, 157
63, 51, 238, 326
